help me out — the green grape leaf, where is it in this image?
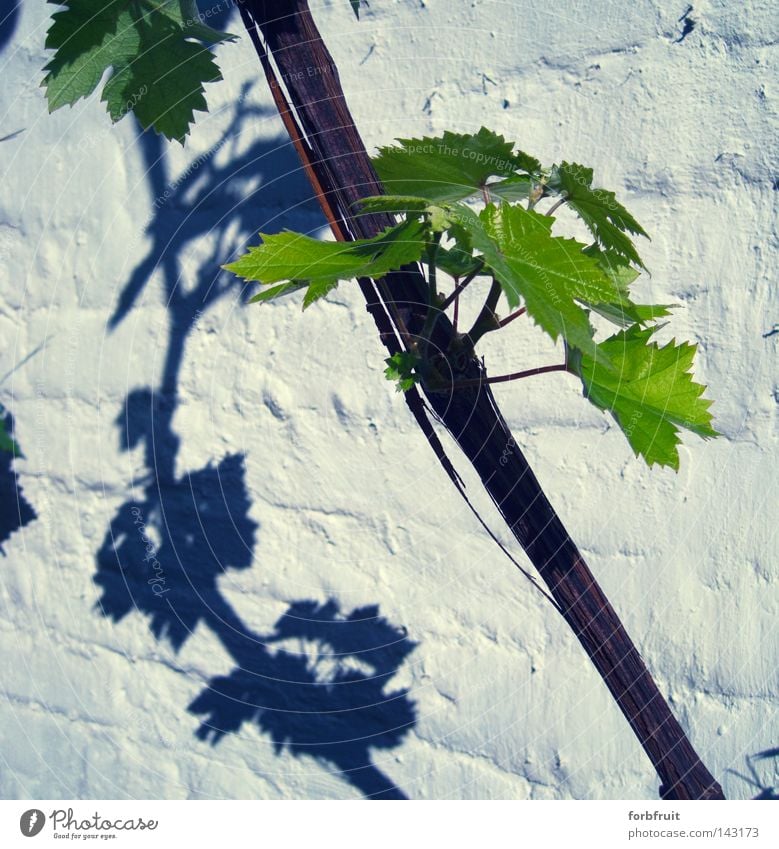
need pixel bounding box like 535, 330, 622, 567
384, 351, 421, 392
102, 15, 221, 142
373, 128, 540, 203
550, 162, 648, 267
42, 0, 231, 143
452, 202, 622, 356
571, 324, 719, 469
349, 0, 362, 18
225, 218, 430, 302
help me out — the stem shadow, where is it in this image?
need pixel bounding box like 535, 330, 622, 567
94, 87, 416, 799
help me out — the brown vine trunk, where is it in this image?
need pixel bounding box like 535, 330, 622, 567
237, 0, 725, 800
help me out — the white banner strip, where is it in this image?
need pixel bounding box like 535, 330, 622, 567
1, 800, 777, 848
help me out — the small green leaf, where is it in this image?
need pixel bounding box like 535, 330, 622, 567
226, 218, 430, 302
373, 128, 538, 203
384, 351, 421, 392
349, 0, 362, 18
354, 195, 484, 276
302, 280, 339, 309
248, 282, 308, 304
571, 324, 719, 469
587, 300, 674, 328
512, 150, 543, 175
247, 279, 340, 309
549, 162, 648, 267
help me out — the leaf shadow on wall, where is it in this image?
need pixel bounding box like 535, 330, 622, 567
94, 89, 417, 799
0, 411, 37, 553
0, 1, 20, 55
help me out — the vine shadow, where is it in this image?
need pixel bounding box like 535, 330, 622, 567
94, 88, 417, 798
727, 748, 779, 800
0, 410, 36, 554
1, 0, 35, 549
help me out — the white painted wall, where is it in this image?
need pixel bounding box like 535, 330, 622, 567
0, 0, 776, 800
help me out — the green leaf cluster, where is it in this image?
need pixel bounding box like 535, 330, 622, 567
384, 352, 421, 392
42, 0, 236, 143
224, 127, 718, 469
